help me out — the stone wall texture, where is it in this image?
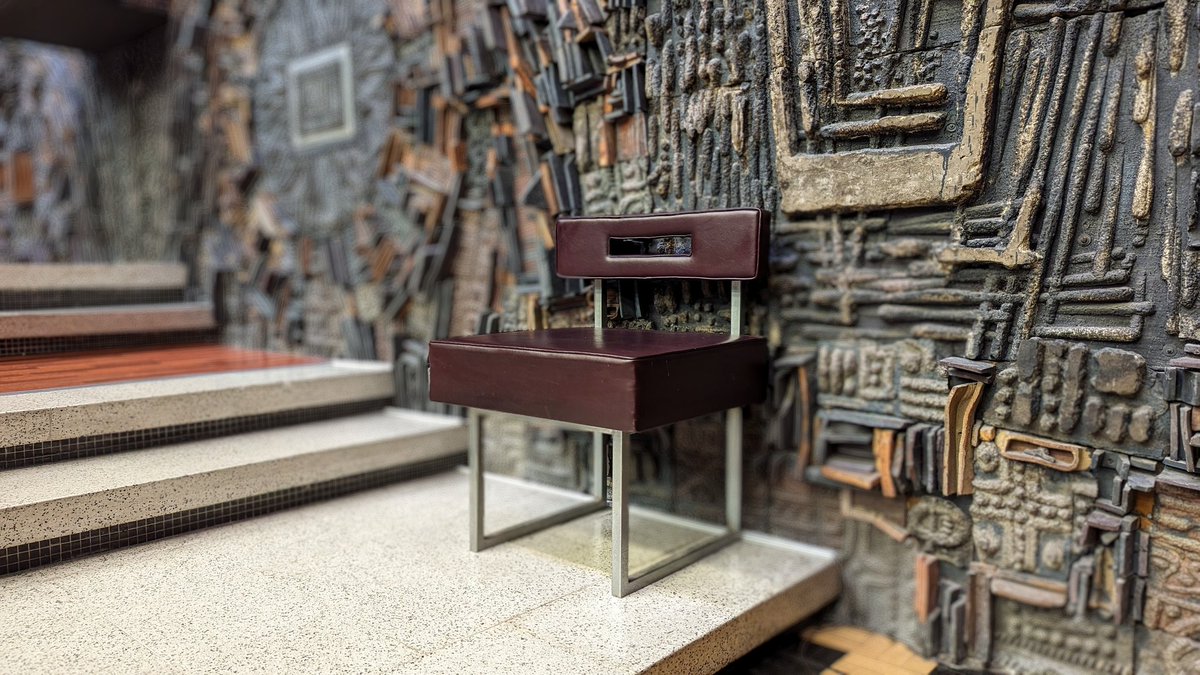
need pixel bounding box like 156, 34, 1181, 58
4, 0, 1200, 670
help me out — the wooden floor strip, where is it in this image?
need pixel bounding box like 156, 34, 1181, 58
0, 345, 323, 394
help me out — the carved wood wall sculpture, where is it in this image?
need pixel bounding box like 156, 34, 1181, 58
0, 44, 112, 262
3, 0, 1193, 670
187, 0, 1198, 671
0, 23, 205, 265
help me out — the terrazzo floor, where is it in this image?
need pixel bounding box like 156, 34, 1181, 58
0, 470, 839, 674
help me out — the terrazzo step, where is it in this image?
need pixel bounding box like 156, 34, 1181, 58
0, 471, 839, 673
0, 262, 188, 310
0, 408, 467, 575
0, 302, 215, 340
0, 358, 396, 468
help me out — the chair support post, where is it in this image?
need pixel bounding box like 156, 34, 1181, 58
468, 409, 484, 552
592, 431, 606, 499
612, 430, 632, 597
730, 280, 742, 339
468, 410, 608, 553
594, 279, 604, 331
726, 406, 743, 531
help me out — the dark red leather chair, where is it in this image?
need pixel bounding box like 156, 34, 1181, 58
428, 208, 769, 596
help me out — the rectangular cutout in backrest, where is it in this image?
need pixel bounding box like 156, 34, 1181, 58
608, 235, 693, 257
556, 208, 768, 280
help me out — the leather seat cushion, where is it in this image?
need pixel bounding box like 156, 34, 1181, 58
428, 328, 768, 432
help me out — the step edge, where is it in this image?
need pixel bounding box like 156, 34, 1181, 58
0, 417, 467, 548
0, 359, 393, 410
0, 366, 397, 446
0, 263, 187, 291
643, 558, 843, 675
0, 305, 216, 339
0, 301, 213, 317
0, 409, 463, 500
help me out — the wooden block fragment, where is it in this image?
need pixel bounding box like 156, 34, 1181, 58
11, 152, 35, 206
225, 125, 252, 166
534, 211, 555, 249
990, 572, 1069, 608
856, 633, 894, 658
995, 429, 1091, 472
915, 553, 939, 623
839, 490, 907, 541
820, 465, 881, 491
804, 625, 875, 653
597, 119, 616, 168
873, 429, 897, 498
539, 161, 560, 216
798, 367, 814, 470
943, 381, 983, 496
615, 112, 647, 160
831, 652, 897, 675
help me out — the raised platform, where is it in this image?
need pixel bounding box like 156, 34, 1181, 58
0, 303, 216, 340
0, 409, 467, 574
0, 263, 185, 291
0, 470, 840, 673
0, 354, 391, 451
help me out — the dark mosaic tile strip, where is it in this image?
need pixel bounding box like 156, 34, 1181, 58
0, 288, 186, 311
0, 330, 219, 357
1, 454, 466, 576
0, 398, 392, 470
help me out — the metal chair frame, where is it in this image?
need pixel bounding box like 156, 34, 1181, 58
467, 279, 743, 597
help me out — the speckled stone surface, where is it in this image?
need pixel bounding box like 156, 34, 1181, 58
0, 359, 395, 446
0, 263, 187, 290
0, 409, 467, 548
0, 471, 839, 674
0, 302, 215, 338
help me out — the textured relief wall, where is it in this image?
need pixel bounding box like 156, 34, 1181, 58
191, 0, 1199, 671
0, 31, 201, 264
0, 42, 101, 261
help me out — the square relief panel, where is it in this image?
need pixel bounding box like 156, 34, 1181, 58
766, 0, 1011, 213
287, 42, 356, 151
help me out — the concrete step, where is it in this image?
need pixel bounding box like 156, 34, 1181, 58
0, 470, 838, 673
0, 302, 215, 340
0, 263, 186, 292
0, 359, 396, 468
0, 408, 467, 574
0, 262, 189, 312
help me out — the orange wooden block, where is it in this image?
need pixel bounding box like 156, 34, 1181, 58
11, 151, 35, 206
914, 553, 939, 623
820, 464, 881, 491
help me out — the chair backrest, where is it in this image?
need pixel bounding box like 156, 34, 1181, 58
554, 208, 769, 281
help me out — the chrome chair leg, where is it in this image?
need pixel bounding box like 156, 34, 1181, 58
592, 431, 606, 500
726, 406, 743, 532
469, 410, 608, 552
468, 409, 742, 597
611, 409, 743, 597
612, 430, 632, 597
468, 409, 484, 552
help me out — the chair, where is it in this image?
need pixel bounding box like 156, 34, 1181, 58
428, 208, 769, 596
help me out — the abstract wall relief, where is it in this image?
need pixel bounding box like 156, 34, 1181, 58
765, 0, 1009, 214
188, 0, 1200, 671
0, 43, 101, 262
0, 34, 197, 264
287, 43, 356, 151
767, 0, 1199, 671
643, 0, 776, 211
254, 0, 394, 235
